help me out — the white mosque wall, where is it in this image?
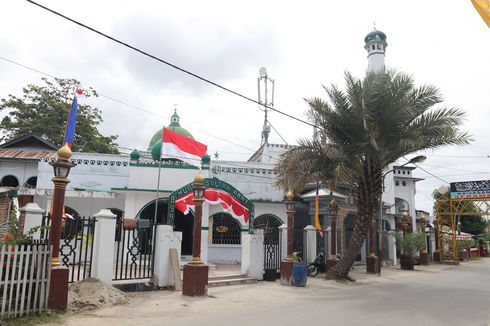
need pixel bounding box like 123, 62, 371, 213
127, 165, 203, 192
36, 153, 129, 192
0, 160, 38, 187
394, 178, 418, 232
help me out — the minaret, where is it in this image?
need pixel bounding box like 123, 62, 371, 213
364, 28, 388, 72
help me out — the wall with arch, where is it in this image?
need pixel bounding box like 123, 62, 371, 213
0, 160, 38, 188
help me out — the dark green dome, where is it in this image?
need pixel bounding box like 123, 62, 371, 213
364, 29, 387, 43
130, 149, 140, 161
147, 110, 194, 150
202, 153, 211, 165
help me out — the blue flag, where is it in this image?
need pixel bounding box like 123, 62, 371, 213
63, 94, 79, 148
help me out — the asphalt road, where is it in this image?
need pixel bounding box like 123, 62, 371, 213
59, 258, 490, 326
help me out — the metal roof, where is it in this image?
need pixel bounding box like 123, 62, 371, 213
0, 148, 56, 160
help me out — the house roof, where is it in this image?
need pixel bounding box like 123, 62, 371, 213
0, 148, 56, 160
0, 134, 58, 151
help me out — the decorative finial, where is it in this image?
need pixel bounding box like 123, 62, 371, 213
286, 190, 294, 201
327, 180, 334, 195
57, 143, 73, 160
173, 103, 178, 114
373, 21, 376, 30
194, 171, 205, 185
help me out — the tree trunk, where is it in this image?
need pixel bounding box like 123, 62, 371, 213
326, 158, 381, 280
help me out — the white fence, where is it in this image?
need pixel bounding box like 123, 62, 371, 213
0, 242, 51, 319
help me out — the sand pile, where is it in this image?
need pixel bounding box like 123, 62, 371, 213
68, 278, 129, 312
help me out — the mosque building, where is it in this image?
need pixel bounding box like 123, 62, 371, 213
0, 29, 425, 268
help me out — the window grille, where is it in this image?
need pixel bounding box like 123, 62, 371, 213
211, 213, 241, 245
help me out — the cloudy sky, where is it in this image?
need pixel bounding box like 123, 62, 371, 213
1, 0, 489, 213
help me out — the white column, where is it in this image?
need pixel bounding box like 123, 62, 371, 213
153, 225, 182, 288
92, 209, 117, 285
279, 224, 287, 260
388, 231, 397, 265
304, 225, 317, 264
201, 204, 209, 264
325, 227, 331, 259
241, 229, 264, 279
20, 203, 45, 240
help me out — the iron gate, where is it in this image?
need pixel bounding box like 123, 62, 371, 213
41, 215, 96, 283
263, 228, 282, 281
113, 218, 155, 281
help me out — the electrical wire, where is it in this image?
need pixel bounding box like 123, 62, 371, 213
0, 54, 282, 161
25, 0, 319, 130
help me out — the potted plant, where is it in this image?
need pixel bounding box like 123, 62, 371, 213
395, 232, 426, 270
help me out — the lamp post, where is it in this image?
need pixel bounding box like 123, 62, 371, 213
419, 213, 429, 265
183, 172, 208, 296
374, 155, 427, 274
326, 198, 339, 271
48, 144, 76, 310
280, 190, 296, 285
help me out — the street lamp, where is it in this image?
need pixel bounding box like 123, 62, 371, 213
48, 144, 76, 310
326, 198, 339, 272
183, 172, 208, 296
419, 212, 429, 265
280, 190, 296, 285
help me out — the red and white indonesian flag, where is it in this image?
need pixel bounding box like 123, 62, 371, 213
175, 188, 250, 224
162, 128, 207, 166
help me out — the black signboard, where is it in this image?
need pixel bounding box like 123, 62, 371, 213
450, 180, 490, 199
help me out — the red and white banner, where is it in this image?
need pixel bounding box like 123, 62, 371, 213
175, 188, 249, 224
162, 127, 207, 167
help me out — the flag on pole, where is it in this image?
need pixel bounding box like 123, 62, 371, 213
314, 181, 323, 236
63, 89, 83, 148
472, 0, 490, 28
162, 127, 207, 166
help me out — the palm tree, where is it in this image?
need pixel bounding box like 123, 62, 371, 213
275, 70, 471, 279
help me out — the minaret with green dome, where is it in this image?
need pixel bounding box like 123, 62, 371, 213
364, 27, 387, 72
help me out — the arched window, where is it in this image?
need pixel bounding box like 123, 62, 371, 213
254, 214, 283, 242
1, 175, 19, 187
210, 213, 241, 245
24, 177, 37, 188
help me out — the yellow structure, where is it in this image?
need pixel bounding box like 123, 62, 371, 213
434, 198, 490, 263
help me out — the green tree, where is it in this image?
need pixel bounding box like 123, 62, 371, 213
0, 78, 118, 153
275, 70, 471, 280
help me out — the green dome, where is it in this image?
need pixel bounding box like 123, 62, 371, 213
364, 29, 387, 43
147, 110, 194, 150
130, 149, 140, 161
202, 153, 211, 165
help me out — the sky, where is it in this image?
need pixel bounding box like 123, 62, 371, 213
0, 0, 489, 214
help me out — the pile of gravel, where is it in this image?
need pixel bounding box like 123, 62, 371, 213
68, 278, 129, 312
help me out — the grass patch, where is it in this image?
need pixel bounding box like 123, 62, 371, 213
2, 311, 62, 326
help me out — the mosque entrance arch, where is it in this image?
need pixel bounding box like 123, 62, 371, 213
167, 177, 255, 231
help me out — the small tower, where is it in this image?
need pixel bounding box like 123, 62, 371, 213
170, 108, 180, 125
257, 67, 274, 146
364, 28, 388, 72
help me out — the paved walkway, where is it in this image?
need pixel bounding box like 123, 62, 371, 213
55, 259, 489, 326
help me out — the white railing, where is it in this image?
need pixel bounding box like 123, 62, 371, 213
0, 242, 51, 319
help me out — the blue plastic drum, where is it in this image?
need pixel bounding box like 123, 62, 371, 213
292, 262, 307, 287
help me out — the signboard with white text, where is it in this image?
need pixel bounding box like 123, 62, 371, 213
450, 180, 490, 199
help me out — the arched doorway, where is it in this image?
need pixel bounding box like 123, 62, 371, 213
209, 213, 241, 245
137, 199, 194, 256
254, 214, 282, 243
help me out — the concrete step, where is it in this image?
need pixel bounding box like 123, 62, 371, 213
208, 273, 248, 281
208, 277, 257, 288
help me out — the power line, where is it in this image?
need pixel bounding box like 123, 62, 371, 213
413, 163, 450, 184
0, 54, 282, 161
26, 0, 319, 130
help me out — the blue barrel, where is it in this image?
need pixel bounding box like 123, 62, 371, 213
292, 262, 307, 287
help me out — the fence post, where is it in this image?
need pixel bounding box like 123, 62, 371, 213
303, 225, 316, 264
388, 231, 397, 265
20, 203, 45, 239
153, 225, 182, 288
92, 209, 116, 284
241, 229, 264, 280
279, 224, 288, 261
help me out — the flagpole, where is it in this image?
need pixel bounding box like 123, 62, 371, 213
151, 127, 164, 277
